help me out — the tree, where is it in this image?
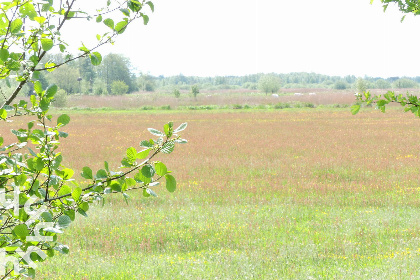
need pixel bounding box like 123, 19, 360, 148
97, 53, 137, 93
138, 72, 156, 92
258, 74, 281, 95
191, 85, 199, 98
355, 78, 368, 93
334, 80, 348, 90
79, 57, 96, 94
173, 88, 181, 98
111, 80, 129, 95
375, 79, 391, 89
0, 1, 187, 279
49, 64, 80, 94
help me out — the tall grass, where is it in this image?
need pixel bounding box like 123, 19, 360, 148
33, 109, 420, 279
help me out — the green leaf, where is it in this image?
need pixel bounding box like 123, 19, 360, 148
0, 108, 7, 119
140, 140, 153, 148
146, 1, 154, 12
103, 18, 114, 29
0, 49, 9, 61
146, 188, 157, 197
141, 164, 155, 178
165, 174, 176, 192
90, 52, 102, 66
126, 147, 137, 162
34, 16, 46, 24
134, 171, 151, 184
13, 224, 29, 239
143, 14, 149, 25
57, 215, 71, 229
0, 137, 3, 146
148, 128, 165, 136
41, 212, 53, 222
120, 8, 130, 16
41, 38, 54, 51
58, 185, 72, 196
161, 142, 174, 154
155, 162, 167, 176
110, 182, 122, 192
34, 81, 43, 95
164, 122, 173, 137
350, 104, 361, 115
72, 187, 82, 201
57, 114, 70, 126
143, 188, 150, 197
45, 61, 56, 72
137, 148, 150, 159
20, 3, 37, 19
59, 44, 66, 52
115, 21, 128, 34
96, 15, 102, 22
125, 178, 136, 188
46, 84, 58, 99
54, 244, 70, 254
104, 161, 109, 173
10, 18, 22, 33
62, 168, 74, 180
174, 122, 187, 133
95, 169, 108, 179
81, 166, 93, 180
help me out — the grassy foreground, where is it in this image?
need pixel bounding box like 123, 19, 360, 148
30, 108, 420, 279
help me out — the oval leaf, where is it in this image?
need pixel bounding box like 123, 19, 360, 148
165, 174, 176, 192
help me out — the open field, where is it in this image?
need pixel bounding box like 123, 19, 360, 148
23, 107, 420, 279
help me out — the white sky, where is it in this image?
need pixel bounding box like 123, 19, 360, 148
62, 0, 420, 78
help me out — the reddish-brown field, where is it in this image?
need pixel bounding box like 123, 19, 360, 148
53, 108, 420, 205
21, 108, 420, 279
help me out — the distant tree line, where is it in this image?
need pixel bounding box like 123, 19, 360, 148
20, 53, 420, 98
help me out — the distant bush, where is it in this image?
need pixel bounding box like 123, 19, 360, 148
52, 89, 68, 108
243, 82, 258, 90
354, 78, 368, 93
93, 80, 108, 95
160, 105, 171, 110
233, 104, 243, 109
274, 102, 291, 109
191, 85, 199, 98
111, 80, 129, 95
173, 88, 181, 98
334, 81, 348, 90
274, 102, 315, 109
244, 104, 251, 109
141, 106, 154, 110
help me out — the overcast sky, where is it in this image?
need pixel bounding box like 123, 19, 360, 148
63, 0, 420, 78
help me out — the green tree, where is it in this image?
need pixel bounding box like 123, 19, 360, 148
375, 79, 391, 89
79, 57, 96, 94
49, 64, 80, 94
191, 84, 199, 98
97, 53, 137, 93
111, 80, 129, 95
173, 88, 181, 98
0, 1, 186, 279
138, 72, 156, 91
334, 80, 348, 90
258, 74, 281, 95
355, 78, 368, 93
